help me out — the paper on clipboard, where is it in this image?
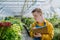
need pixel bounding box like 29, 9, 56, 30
32, 26, 48, 34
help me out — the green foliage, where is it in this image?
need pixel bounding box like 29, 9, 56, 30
21, 17, 35, 29
0, 17, 23, 40
53, 28, 60, 40
0, 24, 22, 40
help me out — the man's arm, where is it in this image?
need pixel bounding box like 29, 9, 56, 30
29, 23, 35, 38
41, 22, 54, 40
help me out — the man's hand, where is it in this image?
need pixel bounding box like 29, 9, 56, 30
34, 33, 42, 37
32, 27, 36, 29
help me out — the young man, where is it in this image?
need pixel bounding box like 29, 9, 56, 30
30, 8, 54, 40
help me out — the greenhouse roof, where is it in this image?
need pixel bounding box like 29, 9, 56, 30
0, 0, 60, 17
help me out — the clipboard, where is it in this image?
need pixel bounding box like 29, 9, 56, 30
32, 26, 48, 34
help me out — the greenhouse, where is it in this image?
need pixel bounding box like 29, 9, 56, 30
0, 0, 60, 40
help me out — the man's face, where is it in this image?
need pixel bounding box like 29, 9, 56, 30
32, 12, 42, 22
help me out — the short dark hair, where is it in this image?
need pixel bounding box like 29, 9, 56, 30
32, 8, 42, 14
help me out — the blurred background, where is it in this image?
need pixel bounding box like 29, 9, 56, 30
0, 0, 60, 40
0, 0, 60, 18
